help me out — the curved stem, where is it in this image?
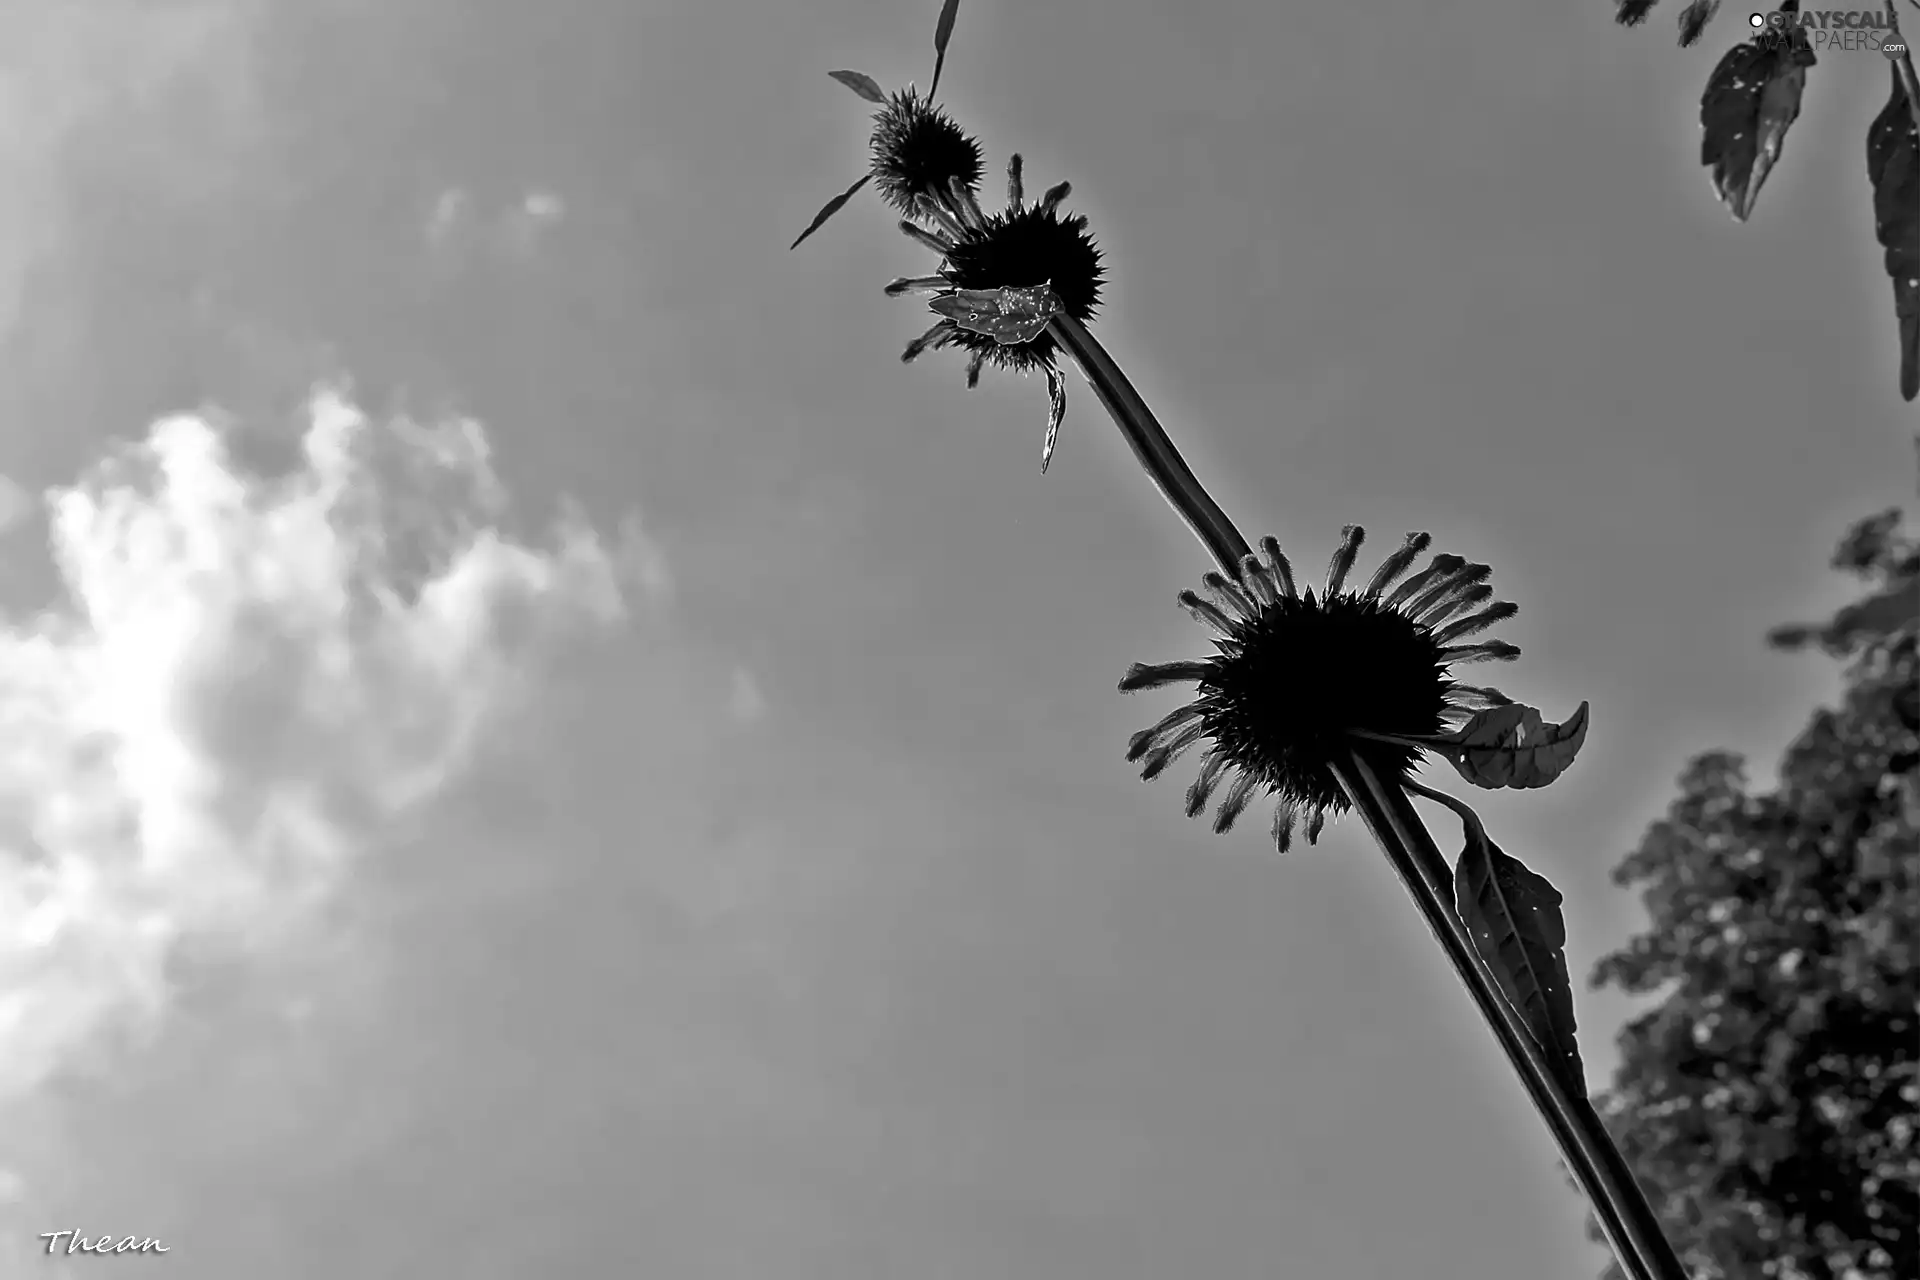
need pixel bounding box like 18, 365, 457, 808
1334, 753, 1691, 1280
1045, 312, 1253, 575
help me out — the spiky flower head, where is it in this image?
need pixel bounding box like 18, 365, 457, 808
887, 154, 1105, 382
869, 88, 984, 216
1120, 526, 1523, 852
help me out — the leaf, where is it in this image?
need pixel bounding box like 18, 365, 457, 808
929, 0, 961, 101
1439, 700, 1590, 790
1866, 64, 1920, 400
1453, 824, 1587, 1095
926, 282, 1061, 345
789, 172, 871, 251
828, 70, 888, 104
1041, 366, 1066, 473
1699, 30, 1813, 221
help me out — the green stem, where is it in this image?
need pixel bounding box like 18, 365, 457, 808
1044, 312, 1253, 573
1337, 755, 1692, 1280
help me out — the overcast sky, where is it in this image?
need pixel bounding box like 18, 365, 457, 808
0, 1, 1913, 1277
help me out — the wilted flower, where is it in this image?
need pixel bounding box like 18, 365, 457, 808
869, 88, 983, 215
1120, 525, 1522, 851
883, 154, 1106, 469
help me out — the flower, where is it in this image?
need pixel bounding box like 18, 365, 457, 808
885, 154, 1105, 386
869, 88, 984, 216
1119, 525, 1523, 852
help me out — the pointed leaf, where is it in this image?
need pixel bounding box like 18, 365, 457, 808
1041, 366, 1066, 473
929, 0, 961, 101
789, 172, 871, 250
1700, 31, 1813, 221
1866, 63, 1920, 400
1438, 700, 1590, 790
828, 70, 888, 104
1453, 825, 1586, 1094
927, 282, 1061, 345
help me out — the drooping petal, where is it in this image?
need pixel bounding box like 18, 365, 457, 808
1323, 524, 1365, 596
1439, 641, 1523, 665
1239, 555, 1280, 606
964, 348, 985, 388
1361, 532, 1433, 599
1185, 751, 1229, 817
1304, 808, 1327, 844
1201, 571, 1256, 620
1212, 769, 1261, 834
1177, 589, 1239, 637
902, 320, 955, 362
1383, 554, 1464, 612
1140, 721, 1210, 779
886, 275, 953, 296
1258, 536, 1298, 597
1118, 661, 1212, 692
1419, 583, 1492, 627
1007, 153, 1025, 211
1433, 601, 1520, 645
899, 219, 955, 255
1271, 801, 1298, 853
1127, 703, 1207, 761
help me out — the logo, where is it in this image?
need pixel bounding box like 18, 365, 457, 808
1746, 9, 1903, 56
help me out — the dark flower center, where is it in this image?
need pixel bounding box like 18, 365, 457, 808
869, 92, 983, 214
942, 206, 1106, 371
1197, 593, 1453, 813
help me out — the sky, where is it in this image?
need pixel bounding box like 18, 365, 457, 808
0, 0, 1913, 1276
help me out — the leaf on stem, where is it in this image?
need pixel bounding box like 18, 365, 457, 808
1432, 701, 1590, 790
1700, 27, 1814, 221
929, 0, 961, 101
927, 283, 1062, 345
1451, 816, 1587, 1094
789, 172, 872, 250
1866, 63, 1919, 401
1041, 366, 1066, 473
828, 70, 888, 104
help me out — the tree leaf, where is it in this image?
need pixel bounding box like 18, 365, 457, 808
1439, 701, 1590, 790
929, 0, 961, 101
1452, 823, 1586, 1094
1699, 30, 1813, 221
788, 173, 871, 251
828, 70, 888, 104
1041, 365, 1066, 473
1866, 63, 1919, 401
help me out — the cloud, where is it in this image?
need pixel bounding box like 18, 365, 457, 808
425, 185, 567, 270
0, 388, 641, 1105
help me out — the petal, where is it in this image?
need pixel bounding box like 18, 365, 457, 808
1304, 808, 1328, 844
1432, 601, 1520, 645
1178, 589, 1239, 637
1212, 769, 1260, 834
1119, 661, 1213, 692
1239, 555, 1280, 606
1419, 583, 1492, 626
1323, 524, 1365, 596
1185, 751, 1229, 818
1258, 536, 1298, 597
1140, 722, 1210, 780
1271, 801, 1298, 853
964, 349, 986, 388
1201, 571, 1256, 620
1362, 532, 1433, 599
1007, 153, 1025, 211
1127, 703, 1207, 761
901, 320, 956, 362
898, 219, 953, 255
1382, 554, 1464, 612
885, 275, 953, 296
1038, 180, 1072, 217
1438, 641, 1522, 665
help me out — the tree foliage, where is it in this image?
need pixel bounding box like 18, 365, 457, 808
1586, 481, 1920, 1278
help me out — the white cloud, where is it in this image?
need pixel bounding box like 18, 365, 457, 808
425, 185, 567, 269
0, 388, 641, 1103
